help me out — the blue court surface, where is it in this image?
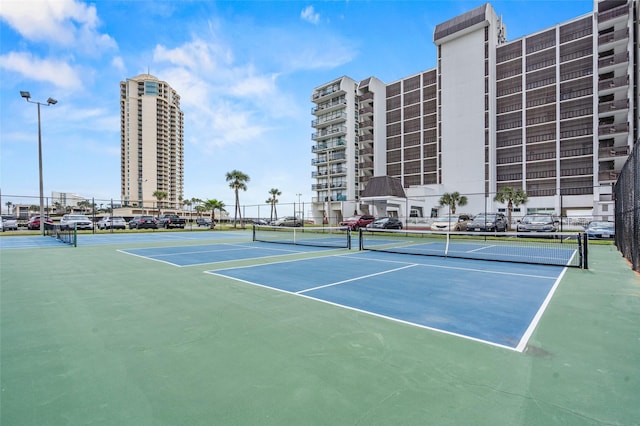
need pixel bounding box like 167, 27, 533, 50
119, 241, 341, 266
208, 251, 566, 351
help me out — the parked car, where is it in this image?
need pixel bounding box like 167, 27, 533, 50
1, 215, 18, 231
157, 214, 186, 229
27, 216, 54, 230
430, 214, 472, 232
466, 213, 507, 232
97, 216, 127, 230
60, 214, 94, 230
516, 213, 560, 233
584, 221, 615, 239
271, 216, 303, 227
366, 217, 403, 230
339, 214, 375, 231
128, 215, 158, 229
252, 219, 268, 225
196, 217, 213, 227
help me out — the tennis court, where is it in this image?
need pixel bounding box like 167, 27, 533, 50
1, 229, 638, 425
208, 252, 565, 351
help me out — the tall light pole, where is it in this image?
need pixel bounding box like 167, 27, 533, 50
20, 91, 57, 235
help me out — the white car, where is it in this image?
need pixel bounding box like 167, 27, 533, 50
429, 214, 472, 232
1, 215, 18, 231
97, 216, 127, 230
60, 214, 94, 230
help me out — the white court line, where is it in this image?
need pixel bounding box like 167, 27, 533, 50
515, 266, 569, 352
297, 264, 419, 294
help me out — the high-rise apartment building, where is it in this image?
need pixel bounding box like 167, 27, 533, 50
311, 0, 639, 224
120, 74, 184, 210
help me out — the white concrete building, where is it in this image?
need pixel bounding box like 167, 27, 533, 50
120, 74, 184, 210
310, 1, 639, 224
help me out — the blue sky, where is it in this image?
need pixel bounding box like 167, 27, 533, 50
0, 0, 593, 210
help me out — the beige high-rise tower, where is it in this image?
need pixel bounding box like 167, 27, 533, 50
120, 74, 184, 211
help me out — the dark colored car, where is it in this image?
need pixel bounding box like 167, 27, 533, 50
467, 213, 508, 232
339, 214, 375, 231
366, 217, 403, 230
27, 216, 54, 230
585, 221, 615, 239
129, 215, 158, 229
516, 213, 560, 232
196, 217, 214, 227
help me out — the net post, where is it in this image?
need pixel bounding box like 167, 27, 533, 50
73, 226, 77, 247
358, 228, 363, 250
346, 228, 351, 250
252, 225, 256, 241
582, 232, 588, 269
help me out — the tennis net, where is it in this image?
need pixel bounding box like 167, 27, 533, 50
45, 224, 77, 247
253, 225, 351, 249
359, 229, 587, 268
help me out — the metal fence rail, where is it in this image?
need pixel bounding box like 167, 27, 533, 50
614, 141, 639, 271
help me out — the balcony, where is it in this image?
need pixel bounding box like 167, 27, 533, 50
560, 147, 593, 158
598, 99, 629, 114
312, 125, 347, 141
598, 4, 628, 24
560, 167, 592, 177
312, 158, 327, 166
598, 145, 629, 158
598, 122, 629, 136
312, 111, 347, 127
598, 28, 629, 47
312, 98, 347, 115
312, 170, 328, 178
598, 169, 621, 181
598, 52, 628, 69
312, 143, 327, 153
598, 75, 629, 92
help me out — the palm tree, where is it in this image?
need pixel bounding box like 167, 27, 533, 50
153, 190, 168, 217
225, 170, 250, 228
439, 192, 468, 215
204, 199, 226, 229
494, 186, 528, 231
5, 201, 13, 215
266, 188, 281, 222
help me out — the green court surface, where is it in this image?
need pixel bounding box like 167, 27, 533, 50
1, 232, 639, 425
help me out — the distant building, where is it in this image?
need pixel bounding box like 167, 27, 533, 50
120, 73, 184, 210
311, 0, 639, 224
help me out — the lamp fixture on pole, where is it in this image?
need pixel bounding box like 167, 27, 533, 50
20, 91, 58, 235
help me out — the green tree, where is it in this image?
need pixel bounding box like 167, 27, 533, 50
5, 201, 13, 215
204, 199, 226, 229
225, 170, 250, 228
439, 192, 468, 215
266, 188, 281, 222
493, 186, 528, 231
153, 190, 168, 217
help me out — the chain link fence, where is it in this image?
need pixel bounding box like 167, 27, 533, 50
614, 141, 639, 271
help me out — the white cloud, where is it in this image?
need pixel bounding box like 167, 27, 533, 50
300, 6, 320, 24
0, 51, 82, 90
111, 56, 125, 72
0, 0, 116, 53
